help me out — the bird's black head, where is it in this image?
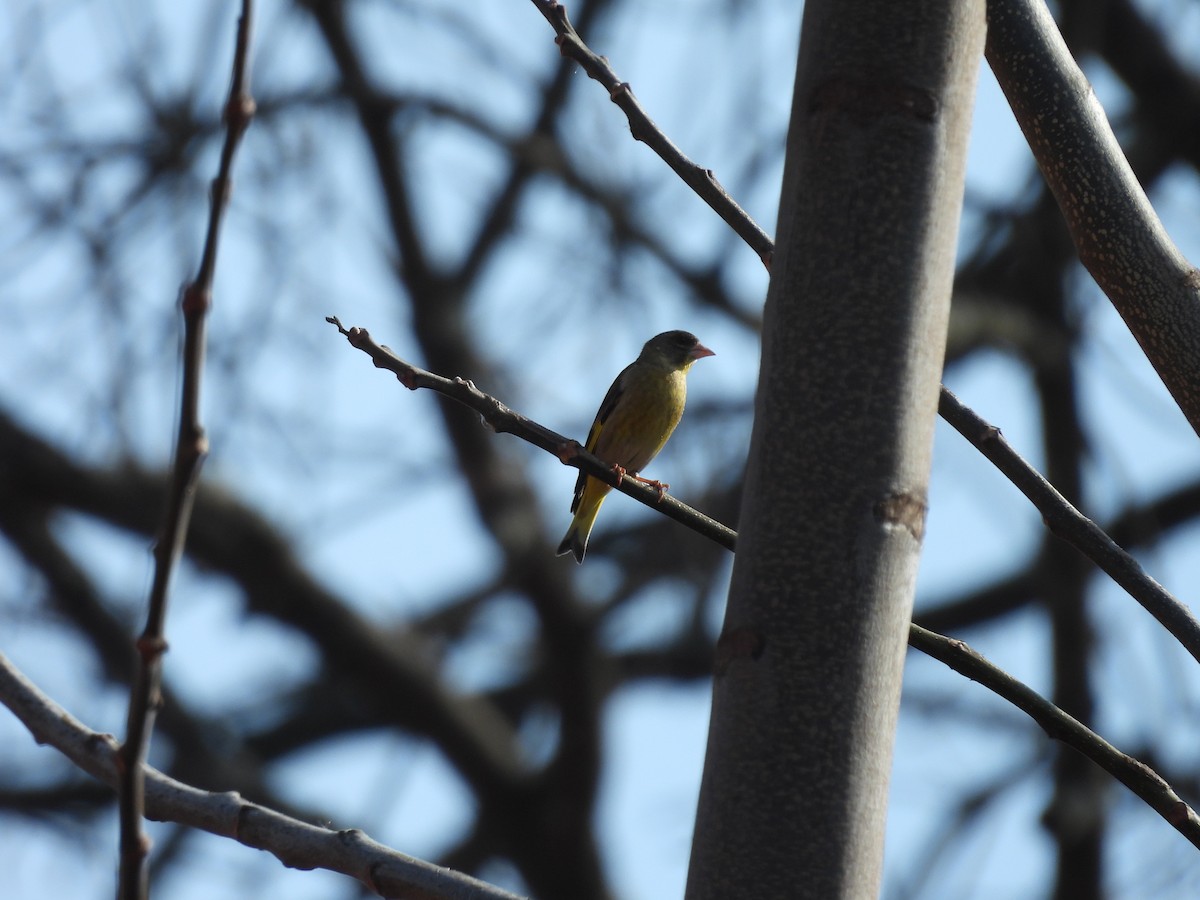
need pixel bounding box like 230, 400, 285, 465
642, 330, 715, 368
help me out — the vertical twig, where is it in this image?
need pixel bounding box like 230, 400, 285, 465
115, 4, 256, 898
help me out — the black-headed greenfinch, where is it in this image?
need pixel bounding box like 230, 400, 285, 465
556, 330, 714, 563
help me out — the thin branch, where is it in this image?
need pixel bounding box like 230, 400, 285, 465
0, 654, 526, 900
326, 316, 738, 554
909, 625, 1200, 849
528, 0, 774, 269
938, 387, 1200, 665
116, 4, 256, 898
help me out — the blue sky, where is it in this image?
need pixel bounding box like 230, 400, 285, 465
3, 1, 1200, 898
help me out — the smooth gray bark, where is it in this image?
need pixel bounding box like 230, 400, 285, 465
686, 2, 985, 897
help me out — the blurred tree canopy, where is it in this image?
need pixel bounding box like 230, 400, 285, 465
2, 0, 1200, 898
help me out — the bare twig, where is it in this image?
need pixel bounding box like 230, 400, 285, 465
116, 4, 256, 898
909, 625, 1200, 849
0, 653, 526, 900
528, 0, 774, 269
326, 316, 737, 554
938, 387, 1200, 665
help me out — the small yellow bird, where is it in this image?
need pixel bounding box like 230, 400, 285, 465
556, 330, 714, 563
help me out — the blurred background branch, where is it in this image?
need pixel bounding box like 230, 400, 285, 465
2, 0, 1200, 898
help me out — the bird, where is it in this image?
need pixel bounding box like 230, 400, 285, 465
556, 330, 714, 563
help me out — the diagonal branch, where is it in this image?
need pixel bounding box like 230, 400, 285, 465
938, 387, 1200, 664
0, 654, 525, 900
986, 0, 1200, 438
909, 624, 1200, 849
327, 316, 737, 553
529, 0, 774, 268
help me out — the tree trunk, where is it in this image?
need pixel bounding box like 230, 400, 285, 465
686, 2, 985, 896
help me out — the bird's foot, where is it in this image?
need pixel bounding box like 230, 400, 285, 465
611, 464, 628, 487
631, 475, 669, 501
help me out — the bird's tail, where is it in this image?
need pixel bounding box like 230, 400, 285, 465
555, 526, 587, 564
556, 490, 607, 564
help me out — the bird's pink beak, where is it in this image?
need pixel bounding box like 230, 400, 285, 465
690, 343, 715, 360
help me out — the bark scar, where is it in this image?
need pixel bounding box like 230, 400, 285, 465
875, 491, 928, 542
